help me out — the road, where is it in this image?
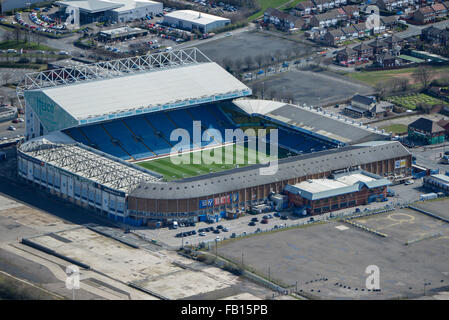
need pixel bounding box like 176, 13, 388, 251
397, 20, 449, 39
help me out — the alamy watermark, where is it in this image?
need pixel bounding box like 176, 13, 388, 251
365, 265, 380, 290
65, 6, 80, 30
168, 121, 279, 175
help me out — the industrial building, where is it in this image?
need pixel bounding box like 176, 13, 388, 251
99, 26, 148, 41
56, 0, 163, 24
423, 173, 449, 194
162, 10, 231, 33
284, 171, 391, 215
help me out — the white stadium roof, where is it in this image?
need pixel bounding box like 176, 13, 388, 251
40, 62, 247, 120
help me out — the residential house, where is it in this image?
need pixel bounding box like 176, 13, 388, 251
323, 28, 346, 45
344, 95, 392, 118
342, 25, 358, 39
336, 46, 358, 62
413, 6, 436, 24
408, 118, 446, 144
342, 5, 360, 20
353, 42, 374, 59
436, 119, 449, 137
421, 26, 449, 46
376, 52, 400, 67
377, 0, 408, 12
312, 0, 333, 12
431, 3, 447, 18
264, 8, 304, 31
384, 34, 405, 49
293, 0, 316, 16
353, 22, 371, 38
380, 15, 399, 30
310, 10, 340, 27
368, 39, 388, 54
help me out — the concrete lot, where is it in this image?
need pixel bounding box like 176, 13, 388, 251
257, 70, 375, 107
29, 227, 274, 300
412, 198, 449, 220
195, 31, 311, 63
218, 208, 449, 299
411, 144, 449, 173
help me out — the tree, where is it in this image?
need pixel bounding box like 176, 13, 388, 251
244, 56, 253, 70
254, 54, 264, 70
413, 66, 433, 89
234, 58, 243, 73
2, 73, 12, 85
13, 27, 22, 44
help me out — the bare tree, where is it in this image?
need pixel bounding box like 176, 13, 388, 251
413, 66, 433, 89
244, 56, 254, 70
255, 54, 264, 69
222, 57, 233, 72
13, 27, 22, 44
234, 58, 244, 73
2, 73, 12, 85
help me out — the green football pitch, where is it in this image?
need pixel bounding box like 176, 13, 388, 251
136, 144, 293, 181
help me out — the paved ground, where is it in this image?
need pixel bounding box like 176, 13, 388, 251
29, 227, 275, 300
254, 69, 375, 107
218, 208, 449, 299
412, 198, 449, 220
194, 31, 311, 64
411, 143, 449, 173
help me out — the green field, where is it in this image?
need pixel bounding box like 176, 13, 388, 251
380, 124, 408, 134
248, 0, 303, 21
137, 144, 292, 181
347, 66, 449, 87
386, 93, 447, 110
0, 40, 55, 52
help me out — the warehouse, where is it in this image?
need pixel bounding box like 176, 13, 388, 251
284, 170, 391, 215
162, 10, 230, 33
56, 0, 163, 24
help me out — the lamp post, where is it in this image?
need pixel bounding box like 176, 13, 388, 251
215, 236, 219, 258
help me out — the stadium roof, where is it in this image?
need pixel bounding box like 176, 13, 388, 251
233, 99, 389, 145
19, 132, 162, 193
19, 49, 251, 131
39, 62, 248, 121
129, 141, 410, 199
163, 10, 230, 25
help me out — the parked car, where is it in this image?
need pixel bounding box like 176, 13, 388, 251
251, 217, 258, 222
248, 221, 256, 226
261, 219, 268, 224
7, 126, 16, 131
216, 225, 223, 229
199, 232, 206, 236
222, 227, 229, 232
213, 229, 220, 234
274, 212, 281, 217
280, 215, 288, 220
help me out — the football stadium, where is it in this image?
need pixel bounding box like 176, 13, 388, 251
15, 48, 412, 226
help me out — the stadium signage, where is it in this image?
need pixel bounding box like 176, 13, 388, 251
199, 193, 239, 209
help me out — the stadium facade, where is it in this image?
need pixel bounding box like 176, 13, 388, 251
16, 48, 412, 226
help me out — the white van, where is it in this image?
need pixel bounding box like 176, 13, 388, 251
172, 221, 178, 229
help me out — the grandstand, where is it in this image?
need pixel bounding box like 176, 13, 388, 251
16, 48, 407, 226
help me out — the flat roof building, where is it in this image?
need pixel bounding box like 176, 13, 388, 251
162, 10, 230, 33
285, 170, 391, 215
56, 0, 163, 24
